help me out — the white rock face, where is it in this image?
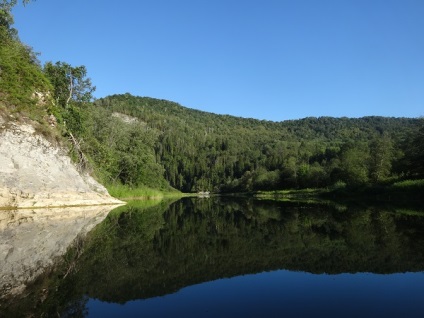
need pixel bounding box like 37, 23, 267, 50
0, 205, 116, 298
0, 121, 123, 208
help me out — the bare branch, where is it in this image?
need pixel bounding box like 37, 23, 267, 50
65, 69, 73, 108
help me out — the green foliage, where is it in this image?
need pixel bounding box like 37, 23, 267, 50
331, 180, 347, 190
400, 120, 424, 178
94, 94, 421, 192
0, 7, 58, 135
340, 142, 370, 186
390, 179, 424, 199
43, 61, 95, 108
61, 104, 170, 190
1, 1, 33, 39
369, 133, 394, 183
1, 0, 33, 9
392, 179, 424, 189
0, 28, 52, 112
107, 184, 166, 200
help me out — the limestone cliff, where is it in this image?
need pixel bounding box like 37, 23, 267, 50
0, 117, 123, 208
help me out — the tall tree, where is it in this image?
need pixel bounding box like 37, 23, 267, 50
43, 61, 96, 108
369, 134, 394, 184
340, 142, 370, 186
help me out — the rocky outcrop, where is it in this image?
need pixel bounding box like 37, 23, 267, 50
0, 119, 123, 208
0, 205, 115, 298
111, 111, 139, 124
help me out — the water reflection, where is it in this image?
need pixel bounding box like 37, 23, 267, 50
1, 198, 424, 317
0, 205, 114, 299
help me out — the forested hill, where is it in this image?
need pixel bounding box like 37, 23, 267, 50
90, 94, 422, 193
95, 94, 416, 142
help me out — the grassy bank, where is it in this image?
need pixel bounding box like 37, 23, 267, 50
254, 179, 424, 204
106, 184, 185, 201
254, 188, 328, 202
391, 179, 424, 192
324, 179, 424, 201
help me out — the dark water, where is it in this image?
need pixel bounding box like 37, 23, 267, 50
2, 197, 424, 317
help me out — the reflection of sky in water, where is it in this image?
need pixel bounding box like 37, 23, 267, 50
87, 270, 424, 318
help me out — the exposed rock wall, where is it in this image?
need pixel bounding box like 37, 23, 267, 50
0, 120, 123, 208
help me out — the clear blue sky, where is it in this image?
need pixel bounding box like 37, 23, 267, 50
12, 0, 424, 121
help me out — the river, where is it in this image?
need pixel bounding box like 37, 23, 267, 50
1, 197, 424, 317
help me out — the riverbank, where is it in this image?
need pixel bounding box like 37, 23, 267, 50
254, 179, 424, 205
106, 184, 187, 201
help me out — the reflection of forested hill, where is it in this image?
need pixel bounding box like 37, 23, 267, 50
4, 198, 424, 317
92, 94, 423, 192
65, 198, 424, 303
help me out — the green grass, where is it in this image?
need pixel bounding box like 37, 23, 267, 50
392, 179, 424, 189
106, 183, 184, 200
253, 188, 334, 205
386, 179, 424, 201
255, 188, 328, 199
107, 199, 166, 213
107, 184, 163, 200
393, 208, 424, 216
254, 179, 424, 206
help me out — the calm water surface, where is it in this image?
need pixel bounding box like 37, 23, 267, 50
87, 271, 424, 318
1, 197, 424, 317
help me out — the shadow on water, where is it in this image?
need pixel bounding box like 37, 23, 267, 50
1, 197, 424, 317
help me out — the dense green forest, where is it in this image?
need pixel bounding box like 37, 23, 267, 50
1, 1, 423, 194
91, 94, 423, 193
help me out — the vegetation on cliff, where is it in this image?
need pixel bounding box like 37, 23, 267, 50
0, 1, 54, 122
